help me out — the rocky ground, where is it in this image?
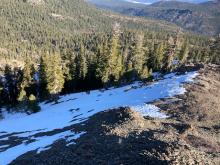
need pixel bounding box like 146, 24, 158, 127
10, 64, 220, 165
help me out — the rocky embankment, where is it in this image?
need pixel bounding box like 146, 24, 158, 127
11, 64, 220, 165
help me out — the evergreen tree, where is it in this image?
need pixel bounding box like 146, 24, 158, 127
148, 44, 156, 70
95, 44, 108, 83
46, 53, 65, 96
130, 33, 145, 76
210, 35, 220, 64
4, 65, 22, 104
122, 44, 129, 73
154, 42, 165, 70
163, 31, 180, 72
108, 26, 122, 83
128, 33, 151, 79
76, 43, 88, 80
18, 57, 35, 101
179, 41, 189, 65
39, 53, 49, 98
68, 52, 77, 82
96, 25, 122, 85
39, 52, 64, 99
63, 51, 77, 93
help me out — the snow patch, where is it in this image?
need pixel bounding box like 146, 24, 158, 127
0, 131, 85, 165
1, 109, 27, 121
0, 145, 9, 149
0, 137, 9, 141
132, 104, 167, 118
0, 71, 198, 165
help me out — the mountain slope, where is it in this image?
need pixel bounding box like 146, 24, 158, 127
0, 0, 180, 41
89, 0, 220, 36
0, 71, 198, 164
0, 0, 181, 61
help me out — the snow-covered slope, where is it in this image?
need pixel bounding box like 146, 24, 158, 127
0, 71, 198, 165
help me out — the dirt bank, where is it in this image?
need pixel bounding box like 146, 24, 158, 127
156, 64, 220, 164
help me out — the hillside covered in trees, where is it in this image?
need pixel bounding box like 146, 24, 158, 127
0, 0, 180, 64
0, 0, 219, 111
0, 1, 220, 165
89, 0, 220, 36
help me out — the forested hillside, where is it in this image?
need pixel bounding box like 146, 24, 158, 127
0, 0, 219, 111
0, 0, 179, 63
89, 0, 220, 36
0, 1, 220, 164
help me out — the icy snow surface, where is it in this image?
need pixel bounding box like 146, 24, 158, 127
0, 71, 198, 164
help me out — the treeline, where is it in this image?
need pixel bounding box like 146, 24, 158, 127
0, 30, 219, 111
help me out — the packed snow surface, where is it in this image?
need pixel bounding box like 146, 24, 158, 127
0, 71, 198, 164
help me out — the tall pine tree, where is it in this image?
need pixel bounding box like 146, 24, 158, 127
108, 23, 122, 83
76, 43, 88, 81
39, 52, 64, 99
163, 31, 180, 72
153, 42, 165, 70
18, 57, 35, 101
47, 52, 65, 96
179, 41, 189, 65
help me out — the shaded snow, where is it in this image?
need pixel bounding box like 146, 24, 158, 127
0, 137, 9, 141
1, 109, 27, 121
0, 131, 85, 165
0, 71, 198, 165
0, 145, 9, 149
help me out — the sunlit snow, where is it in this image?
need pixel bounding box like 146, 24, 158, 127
0, 71, 198, 165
